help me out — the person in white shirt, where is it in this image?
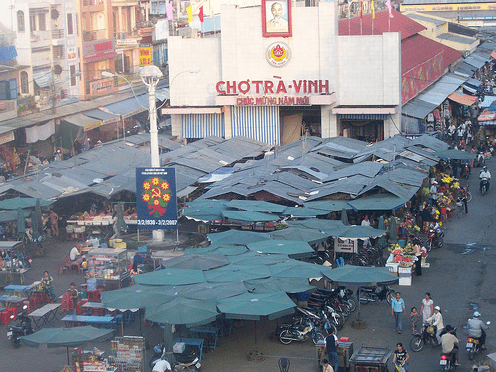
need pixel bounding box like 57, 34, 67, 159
322, 359, 334, 372
480, 166, 491, 192
70, 246, 80, 261
152, 358, 172, 372
426, 306, 444, 343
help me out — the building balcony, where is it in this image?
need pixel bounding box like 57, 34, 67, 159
52, 29, 64, 39
0, 100, 17, 121
82, 0, 105, 12
83, 29, 107, 42
114, 30, 142, 46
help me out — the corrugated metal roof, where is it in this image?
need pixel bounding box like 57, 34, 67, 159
464, 56, 487, 69
437, 33, 477, 45
62, 113, 101, 128
408, 135, 449, 152
416, 74, 466, 106
406, 13, 446, 26
84, 108, 119, 122
104, 95, 149, 118
402, 99, 438, 119
305, 175, 371, 201
359, 175, 418, 200
323, 162, 384, 182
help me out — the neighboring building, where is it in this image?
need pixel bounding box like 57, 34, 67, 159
405, 12, 479, 55
165, 3, 402, 145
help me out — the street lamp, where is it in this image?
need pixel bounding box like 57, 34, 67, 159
169, 66, 201, 89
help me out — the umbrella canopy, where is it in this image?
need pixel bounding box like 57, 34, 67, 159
389, 216, 398, 243
226, 200, 286, 213
186, 244, 248, 256
269, 260, 333, 279
334, 225, 387, 239
434, 149, 477, 160
207, 230, 272, 245
303, 200, 350, 212
35, 199, 42, 236
221, 210, 278, 223
281, 206, 328, 217
287, 219, 345, 233
17, 207, 25, 234
161, 253, 230, 271
217, 291, 295, 320
269, 227, 329, 245
377, 216, 387, 249
244, 277, 315, 294
20, 326, 114, 348
182, 202, 229, 222
204, 264, 272, 282
101, 284, 184, 309
0, 198, 54, 210
134, 268, 206, 286
227, 251, 290, 266
341, 208, 349, 225
322, 265, 399, 286
247, 240, 314, 259
347, 195, 407, 212
145, 297, 219, 327
181, 281, 247, 300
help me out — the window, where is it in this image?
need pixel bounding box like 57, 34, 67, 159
0, 81, 9, 100
67, 13, 73, 34
17, 11, 25, 32
38, 13, 46, 31
53, 45, 64, 59
70, 65, 76, 86
21, 71, 29, 94
30, 13, 36, 32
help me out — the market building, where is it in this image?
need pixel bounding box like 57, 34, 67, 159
165, 2, 402, 145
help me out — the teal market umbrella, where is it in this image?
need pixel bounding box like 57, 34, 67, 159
281, 206, 328, 217
247, 239, 314, 259
221, 210, 278, 223
17, 207, 25, 235
181, 281, 247, 300
134, 268, 206, 286
226, 200, 286, 213
20, 326, 114, 364
204, 264, 272, 282
433, 149, 477, 160
101, 284, 185, 309
335, 225, 387, 239
182, 203, 229, 222
389, 216, 398, 244
303, 200, 350, 212
35, 199, 42, 237
186, 244, 248, 256
341, 208, 349, 226
377, 216, 387, 249
161, 253, 230, 271
145, 297, 219, 327
244, 277, 315, 294
207, 230, 272, 245
269, 260, 333, 279
227, 251, 290, 266
287, 219, 345, 233
268, 227, 329, 245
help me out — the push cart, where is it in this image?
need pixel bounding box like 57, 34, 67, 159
349, 346, 392, 372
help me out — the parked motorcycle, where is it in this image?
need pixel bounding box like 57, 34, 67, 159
439, 353, 456, 371
358, 285, 395, 305
7, 306, 33, 348
466, 321, 490, 360
278, 315, 325, 345
427, 223, 444, 251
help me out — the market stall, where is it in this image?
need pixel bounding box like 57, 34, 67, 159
349, 346, 392, 372
86, 248, 131, 290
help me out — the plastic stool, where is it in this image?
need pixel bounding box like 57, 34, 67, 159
7, 307, 18, 321
22, 300, 32, 314
28, 296, 38, 310
0, 310, 9, 325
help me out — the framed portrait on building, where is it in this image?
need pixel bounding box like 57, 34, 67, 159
262, 0, 292, 38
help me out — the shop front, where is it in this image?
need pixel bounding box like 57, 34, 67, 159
166, 2, 401, 145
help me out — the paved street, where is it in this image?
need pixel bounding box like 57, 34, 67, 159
0, 160, 495, 372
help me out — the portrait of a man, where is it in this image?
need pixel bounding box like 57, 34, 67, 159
262, 0, 292, 37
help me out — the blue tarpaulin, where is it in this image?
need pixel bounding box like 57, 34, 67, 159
0, 46, 17, 63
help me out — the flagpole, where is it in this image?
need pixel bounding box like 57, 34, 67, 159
371, 1, 374, 35
348, 1, 351, 35
360, 0, 363, 35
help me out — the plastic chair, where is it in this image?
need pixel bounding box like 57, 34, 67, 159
278, 357, 290, 372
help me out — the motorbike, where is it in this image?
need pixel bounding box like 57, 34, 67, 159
278, 316, 325, 345
475, 153, 486, 168
461, 163, 471, 179
466, 321, 491, 360
480, 178, 490, 196
410, 324, 457, 352
440, 353, 456, 371
7, 306, 33, 348
427, 223, 444, 251
358, 285, 395, 305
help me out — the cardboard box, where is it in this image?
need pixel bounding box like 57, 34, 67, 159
386, 262, 400, 273
173, 342, 185, 353
113, 242, 127, 249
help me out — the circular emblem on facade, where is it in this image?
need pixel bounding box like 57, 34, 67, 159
266, 42, 291, 68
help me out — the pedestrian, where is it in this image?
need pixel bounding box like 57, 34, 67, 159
49, 209, 59, 236
68, 282, 79, 314
427, 306, 444, 343
392, 342, 410, 372
322, 359, 333, 372
41, 270, 56, 303
429, 180, 439, 207
324, 328, 339, 372
410, 307, 420, 335
391, 292, 407, 334
412, 236, 422, 276
420, 292, 434, 323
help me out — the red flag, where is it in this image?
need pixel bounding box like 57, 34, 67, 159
199, 6, 204, 22
360, 0, 363, 18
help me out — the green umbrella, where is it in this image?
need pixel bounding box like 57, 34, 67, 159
31, 211, 39, 240
217, 291, 295, 321
269, 260, 333, 279
20, 326, 114, 364
204, 264, 272, 282
207, 230, 272, 245
101, 284, 184, 309
226, 200, 286, 213
281, 206, 328, 217
287, 219, 345, 233
433, 149, 476, 160
323, 264, 399, 286
186, 244, 248, 256
0, 198, 54, 210
17, 207, 25, 235
145, 297, 219, 327
268, 227, 329, 245
181, 281, 247, 300
134, 268, 206, 286
226, 251, 290, 266
161, 253, 230, 271
303, 200, 350, 212
244, 277, 315, 294
334, 225, 387, 239
341, 208, 349, 226
221, 210, 278, 223
247, 239, 314, 259
182, 203, 229, 222
389, 216, 398, 244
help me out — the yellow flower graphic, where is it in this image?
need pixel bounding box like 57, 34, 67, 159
160, 181, 170, 191
162, 194, 171, 202
153, 199, 160, 206
151, 177, 160, 186
142, 194, 150, 202
143, 181, 151, 190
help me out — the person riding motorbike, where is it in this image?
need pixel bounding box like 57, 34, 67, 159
441, 325, 460, 366
480, 166, 491, 192
426, 306, 444, 343
467, 311, 488, 350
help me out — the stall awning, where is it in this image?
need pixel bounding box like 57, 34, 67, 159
332, 106, 396, 115
33, 72, 62, 88
479, 120, 496, 126
402, 99, 438, 119
491, 51, 496, 59
448, 92, 477, 106
103, 95, 149, 119
64, 113, 103, 132
478, 111, 496, 122
83, 109, 120, 124
83, 51, 119, 63
464, 56, 486, 69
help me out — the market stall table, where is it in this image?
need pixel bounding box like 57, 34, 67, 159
62, 315, 115, 329
173, 338, 204, 363
4, 284, 35, 298
189, 326, 219, 350
0, 268, 30, 285
0, 295, 27, 308
29, 303, 62, 328
82, 302, 107, 316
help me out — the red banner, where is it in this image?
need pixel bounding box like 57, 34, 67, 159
402, 52, 444, 104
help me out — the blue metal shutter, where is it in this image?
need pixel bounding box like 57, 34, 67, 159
182, 113, 224, 138
8, 79, 17, 99
231, 106, 279, 145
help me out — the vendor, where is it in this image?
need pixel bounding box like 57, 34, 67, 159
70, 245, 81, 261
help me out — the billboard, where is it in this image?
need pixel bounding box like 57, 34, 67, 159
139, 44, 152, 66
136, 167, 177, 229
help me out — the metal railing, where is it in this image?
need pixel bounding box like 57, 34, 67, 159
51, 29, 64, 39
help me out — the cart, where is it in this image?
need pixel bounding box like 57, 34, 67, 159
349, 346, 392, 372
